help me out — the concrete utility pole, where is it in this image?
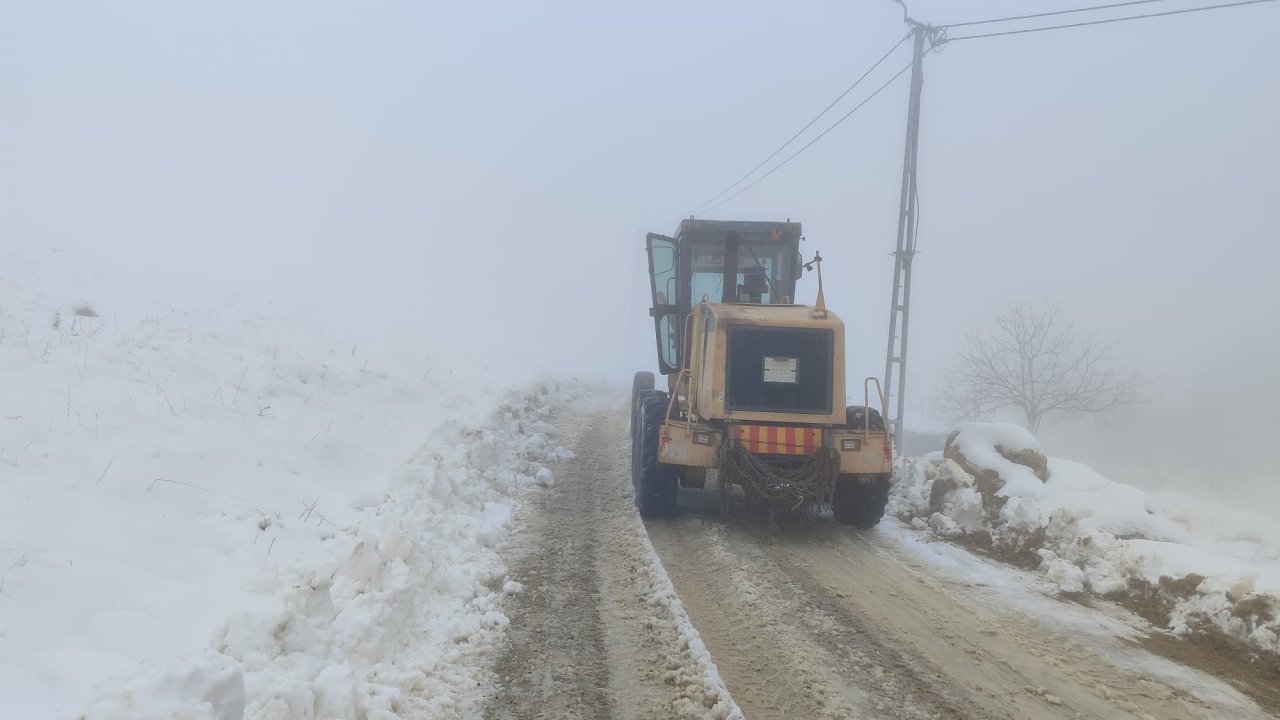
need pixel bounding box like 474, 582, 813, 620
883, 21, 931, 456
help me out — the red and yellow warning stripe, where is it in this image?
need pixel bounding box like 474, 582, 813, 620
730, 425, 822, 455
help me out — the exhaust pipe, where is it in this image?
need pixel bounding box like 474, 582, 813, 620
722, 231, 739, 303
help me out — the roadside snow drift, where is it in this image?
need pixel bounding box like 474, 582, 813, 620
891, 423, 1280, 657
83, 385, 579, 719
0, 241, 571, 718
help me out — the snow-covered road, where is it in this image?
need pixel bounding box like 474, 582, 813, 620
652, 499, 1267, 719
491, 404, 1275, 720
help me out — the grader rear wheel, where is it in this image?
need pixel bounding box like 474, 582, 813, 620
833, 474, 890, 529
845, 405, 886, 432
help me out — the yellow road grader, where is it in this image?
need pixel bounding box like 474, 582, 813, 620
631, 219, 894, 527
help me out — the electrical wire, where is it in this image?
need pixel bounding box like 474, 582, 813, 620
699, 61, 914, 217
941, 0, 1171, 28
688, 33, 911, 216
945, 0, 1276, 41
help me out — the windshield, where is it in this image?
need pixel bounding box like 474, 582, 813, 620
687, 241, 794, 306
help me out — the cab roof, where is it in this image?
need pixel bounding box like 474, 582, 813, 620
675, 219, 802, 245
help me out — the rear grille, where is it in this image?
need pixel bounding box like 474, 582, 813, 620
725, 326, 833, 414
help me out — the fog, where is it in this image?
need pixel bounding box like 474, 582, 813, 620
3, 2, 1277, 508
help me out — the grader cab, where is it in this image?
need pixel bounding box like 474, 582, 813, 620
631, 219, 894, 527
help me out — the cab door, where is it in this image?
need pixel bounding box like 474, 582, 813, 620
646, 233, 680, 375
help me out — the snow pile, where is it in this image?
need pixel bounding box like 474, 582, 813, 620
0, 239, 557, 718
891, 423, 1280, 656
80, 653, 246, 720
84, 384, 578, 719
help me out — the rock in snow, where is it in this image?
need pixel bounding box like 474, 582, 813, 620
891, 422, 1280, 657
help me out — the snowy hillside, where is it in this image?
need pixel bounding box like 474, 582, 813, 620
0, 241, 574, 718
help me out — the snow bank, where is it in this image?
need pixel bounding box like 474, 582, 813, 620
84, 383, 579, 719
891, 423, 1280, 657
0, 240, 568, 718
81, 653, 245, 720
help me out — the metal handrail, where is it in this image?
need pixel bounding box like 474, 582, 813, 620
863, 376, 889, 438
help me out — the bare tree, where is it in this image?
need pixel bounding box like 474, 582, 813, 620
936, 302, 1143, 433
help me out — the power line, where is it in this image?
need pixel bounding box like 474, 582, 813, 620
688, 33, 911, 216
942, 0, 1171, 28
699, 61, 914, 217
945, 0, 1276, 41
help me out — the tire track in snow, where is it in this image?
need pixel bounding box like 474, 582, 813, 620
485, 407, 740, 720
649, 512, 986, 720
648, 485, 1271, 720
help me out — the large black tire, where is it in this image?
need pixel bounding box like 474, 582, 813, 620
832, 474, 890, 528
631, 371, 655, 439
630, 372, 655, 496
633, 389, 678, 519
845, 405, 886, 432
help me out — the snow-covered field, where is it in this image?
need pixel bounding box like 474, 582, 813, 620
0, 241, 577, 718
890, 422, 1280, 656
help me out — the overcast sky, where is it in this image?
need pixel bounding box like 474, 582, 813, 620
3, 1, 1277, 495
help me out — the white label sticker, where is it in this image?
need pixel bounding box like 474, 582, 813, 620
762, 356, 798, 384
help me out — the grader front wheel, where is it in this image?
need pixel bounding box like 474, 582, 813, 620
631, 371, 655, 432
633, 389, 678, 519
